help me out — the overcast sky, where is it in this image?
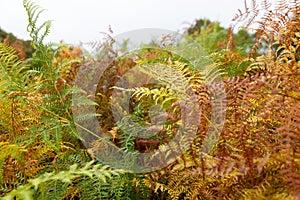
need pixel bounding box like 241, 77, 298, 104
0, 0, 247, 45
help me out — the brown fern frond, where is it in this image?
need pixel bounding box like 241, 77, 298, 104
234, 0, 300, 58
245, 0, 259, 27
275, 0, 289, 11
290, 0, 300, 15
261, 0, 272, 10
232, 0, 250, 22
274, 94, 300, 198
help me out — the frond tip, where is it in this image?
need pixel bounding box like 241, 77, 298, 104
23, 0, 52, 48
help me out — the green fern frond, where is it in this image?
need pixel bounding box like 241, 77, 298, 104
0, 43, 21, 66
2, 161, 124, 200
23, 0, 51, 49
0, 43, 29, 92
114, 86, 177, 106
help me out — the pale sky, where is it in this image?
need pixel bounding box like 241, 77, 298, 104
0, 0, 246, 45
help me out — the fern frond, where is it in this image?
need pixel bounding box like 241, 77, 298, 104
275, 0, 289, 11
2, 161, 124, 200
0, 142, 27, 183
232, 0, 254, 24
23, 0, 51, 49
0, 43, 28, 92
261, 0, 272, 10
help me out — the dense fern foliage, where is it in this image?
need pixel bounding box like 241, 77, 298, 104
0, 28, 34, 58
0, 0, 300, 199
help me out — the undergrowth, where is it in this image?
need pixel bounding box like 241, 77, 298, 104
0, 0, 299, 199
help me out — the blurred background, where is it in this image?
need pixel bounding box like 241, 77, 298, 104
0, 0, 245, 44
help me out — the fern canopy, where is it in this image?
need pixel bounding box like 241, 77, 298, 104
0, 0, 300, 199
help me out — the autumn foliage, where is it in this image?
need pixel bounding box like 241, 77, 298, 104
0, 0, 299, 199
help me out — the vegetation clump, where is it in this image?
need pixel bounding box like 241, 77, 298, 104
0, 0, 299, 199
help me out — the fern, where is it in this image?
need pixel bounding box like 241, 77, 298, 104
2, 161, 124, 200
1, 0, 300, 199
23, 0, 51, 49
0, 143, 27, 183
0, 42, 29, 92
